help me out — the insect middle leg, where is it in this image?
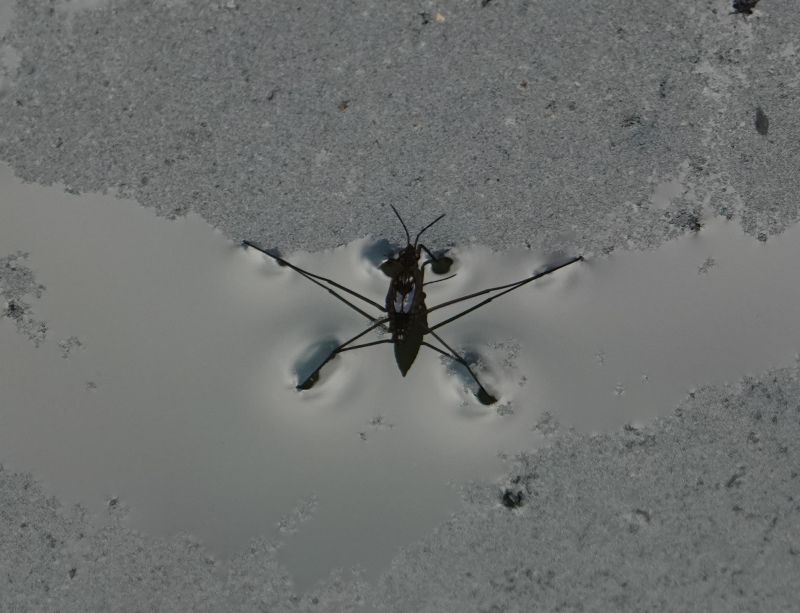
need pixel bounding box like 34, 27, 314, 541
296, 318, 390, 389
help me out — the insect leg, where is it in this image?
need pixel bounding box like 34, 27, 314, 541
420, 245, 454, 275
420, 245, 438, 262
422, 274, 457, 287
421, 338, 498, 405
427, 256, 583, 331
338, 339, 393, 352
297, 317, 390, 389
242, 240, 386, 321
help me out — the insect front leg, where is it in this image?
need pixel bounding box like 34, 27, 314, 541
427, 256, 583, 331
420, 245, 454, 275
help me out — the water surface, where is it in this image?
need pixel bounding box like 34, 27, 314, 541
1, 163, 799, 589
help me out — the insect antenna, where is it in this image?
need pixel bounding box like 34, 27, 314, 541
414, 213, 446, 247
389, 205, 446, 248
390, 205, 412, 245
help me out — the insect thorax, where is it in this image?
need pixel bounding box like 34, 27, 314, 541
386, 263, 427, 342
389, 272, 417, 315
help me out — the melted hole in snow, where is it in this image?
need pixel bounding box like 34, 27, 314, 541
1, 162, 800, 590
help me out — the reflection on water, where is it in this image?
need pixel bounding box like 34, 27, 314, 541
2, 162, 800, 590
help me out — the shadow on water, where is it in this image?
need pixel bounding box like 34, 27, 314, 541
428, 252, 454, 275
293, 337, 341, 390
443, 349, 498, 408
364, 238, 455, 275
360, 238, 396, 268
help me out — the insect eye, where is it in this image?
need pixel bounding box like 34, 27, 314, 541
379, 259, 402, 278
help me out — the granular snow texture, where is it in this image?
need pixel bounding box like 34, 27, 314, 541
0, 0, 798, 256
374, 367, 800, 611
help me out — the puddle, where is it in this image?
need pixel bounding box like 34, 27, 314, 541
2, 162, 800, 589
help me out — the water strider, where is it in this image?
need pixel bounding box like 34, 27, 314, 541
243, 206, 583, 404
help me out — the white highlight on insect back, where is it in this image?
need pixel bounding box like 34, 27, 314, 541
393, 284, 416, 314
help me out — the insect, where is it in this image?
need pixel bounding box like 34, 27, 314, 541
242, 206, 582, 404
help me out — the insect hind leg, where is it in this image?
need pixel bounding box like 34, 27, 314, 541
422, 337, 498, 405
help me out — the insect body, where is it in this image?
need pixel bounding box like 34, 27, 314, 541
243, 206, 582, 404
386, 250, 426, 375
